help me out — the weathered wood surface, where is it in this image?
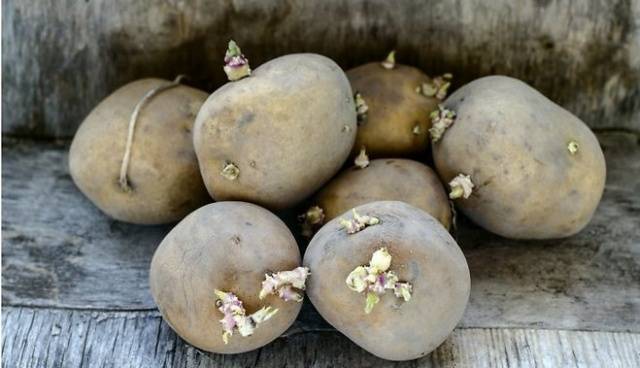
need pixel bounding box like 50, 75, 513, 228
3, 0, 639, 138
3, 132, 640, 334
2, 306, 639, 368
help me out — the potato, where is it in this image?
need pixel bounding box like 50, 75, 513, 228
150, 202, 306, 354
347, 53, 451, 157
69, 78, 210, 224
306, 159, 451, 234
303, 201, 470, 361
193, 49, 357, 210
432, 75, 606, 239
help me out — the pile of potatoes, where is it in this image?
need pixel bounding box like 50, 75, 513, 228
69, 42, 606, 361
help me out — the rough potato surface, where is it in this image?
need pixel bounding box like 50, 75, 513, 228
194, 54, 357, 210
69, 78, 210, 224
150, 202, 302, 354
433, 76, 606, 239
304, 201, 470, 361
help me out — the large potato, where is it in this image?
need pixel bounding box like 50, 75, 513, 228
193, 53, 357, 210
303, 201, 470, 361
432, 75, 606, 239
347, 55, 448, 157
150, 202, 303, 354
69, 78, 210, 224
310, 159, 451, 230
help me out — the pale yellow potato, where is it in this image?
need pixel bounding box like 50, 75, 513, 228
347, 63, 439, 157
150, 202, 302, 354
69, 78, 210, 224
304, 201, 470, 361
194, 54, 357, 210
433, 75, 606, 239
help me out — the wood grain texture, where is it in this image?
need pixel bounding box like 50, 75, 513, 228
2, 307, 639, 368
2, 0, 639, 138
2, 132, 639, 334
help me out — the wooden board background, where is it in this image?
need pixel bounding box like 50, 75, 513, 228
3, 0, 640, 138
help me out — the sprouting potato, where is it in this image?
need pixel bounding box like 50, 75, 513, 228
432, 75, 606, 239
69, 78, 210, 224
347, 52, 452, 157
303, 201, 470, 361
193, 42, 357, 210
150, 202, 308, 353
301, 159, 451, 237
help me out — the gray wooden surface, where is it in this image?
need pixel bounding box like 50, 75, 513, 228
3, 307, 639, 368
2, 131, 640, 367
3, 132, 640, 332
3, 0, 639, 138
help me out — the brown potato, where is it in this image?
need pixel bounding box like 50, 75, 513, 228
311, 159, 451, 231
432, 75, 606, 239
69, 78, 210, 224
150, 202, 303, 354
347, 57, 447, 157
303, 201, 470, 361
193, 53, 357, 210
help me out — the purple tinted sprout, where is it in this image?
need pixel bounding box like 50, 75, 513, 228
339, 209, 380, 234
345, 248, 413, 313
214, 289, 278, 344
223, 40, 251, 81
259, 267, 310, 302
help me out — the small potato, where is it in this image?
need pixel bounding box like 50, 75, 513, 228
150, 202, 304, 354
347, 55, 449, 157
69, 78, 210, 224
309, 159, 451, 231
432, 75, 606, 239
194, 52, 357, 210
303, 201, 470, 361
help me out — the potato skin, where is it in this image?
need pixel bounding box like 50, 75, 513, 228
314, 159, 451, 229
303, 201, 470, 361
194, 53, 357, 210
149, 202, 302, 354
433, 75, 606, 239
69, 78, 210, 224
347, 63, 439, 157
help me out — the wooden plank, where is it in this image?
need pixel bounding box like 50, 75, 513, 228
2, 132, 640, 333
2, 0, 639, 138
2, 306, 639, 368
